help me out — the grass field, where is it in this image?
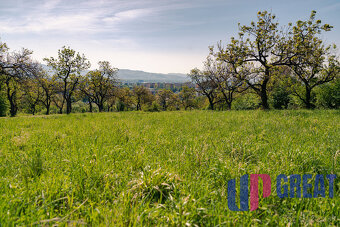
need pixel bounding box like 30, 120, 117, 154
0, 110, 339, 226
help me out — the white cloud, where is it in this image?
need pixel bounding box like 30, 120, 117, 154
102, 8, 153, 23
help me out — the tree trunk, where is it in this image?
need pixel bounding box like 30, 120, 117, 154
305, 86, 313, 109
46, 103, 50, 115
66, 99, 72, 114
207, 96, 214, 110
89, 101, 93, 112
260, 78, 269, 110
7, 85, 17, 117
31, 104, 36, 115
98, 103, 104, 112
9, 99, 17, 117
226, 101, 232, 110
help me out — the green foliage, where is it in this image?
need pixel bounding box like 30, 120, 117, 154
0, 92, 8, 116
145, 101, 161, 112
232, 93, 259, 110
272, 86, 291, 109
316, 78, 340, 109
116, 100, 126, 111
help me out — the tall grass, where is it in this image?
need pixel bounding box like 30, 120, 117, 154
0, 110, 339, 225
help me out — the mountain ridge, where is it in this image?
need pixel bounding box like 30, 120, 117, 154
41, 65, 189, 83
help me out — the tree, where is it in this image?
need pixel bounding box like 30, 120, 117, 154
288, 11, 339, 109
81, 61, 118, 112
133, 86, 153, 111
79, 78, 95, 112
218, 11, 292, 109
36, 71, 56, 115
0, 40, 9, 91
205, 50, 247, 109
179, 86, 196, 110
316, 77, 340, 109
44, 46, 90, 114
156, 89, 174, 111
22, 77, 43, 115
52, 80, 65, 114
188, 67, 218, 110
1, 48, 38, 116
115, 87, 134, 111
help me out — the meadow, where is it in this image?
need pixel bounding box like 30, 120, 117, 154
0, 110, 339, 226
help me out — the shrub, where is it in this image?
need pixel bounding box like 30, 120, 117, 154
316, 78, 340, 109
232, 93, 259, 110
272, 86, 291, 109
116, 100, 126, 111
145, 101, 161, 112
0, 93, 8, 117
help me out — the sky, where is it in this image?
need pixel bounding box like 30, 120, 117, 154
0, 0, 339, 74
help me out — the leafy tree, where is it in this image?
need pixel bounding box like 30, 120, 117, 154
288, 11, 339, 109
116, 87, 134, 111
133, 86, 154, 111
22, 77, 43, 115
156, 89, 175, 111
51, 80, 65, 114
218, 11, 293, 109
179, 86, 196, 110
1, 48, 38, 116
316, 77, 340, 109
44, 46, 90, 114
81, 61, 118, 112
36, 71, 56, 115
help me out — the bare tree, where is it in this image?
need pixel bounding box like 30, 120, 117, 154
188, 67, 218, 110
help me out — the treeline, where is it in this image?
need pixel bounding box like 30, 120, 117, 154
0, 10, 339, 117
0, 44, 201, 116
189, 10, 339, 110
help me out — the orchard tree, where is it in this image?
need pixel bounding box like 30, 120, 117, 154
156, 89, 174, 111
218, 11, 293, 109
179, 86, 196, 110
133, 86, 153, 111
52, 80, 65, 114
288, 11, 339, 108
44, 46, 90, 114
36, 71, 56, 115
116, 87, 134, 111
1, 48, 39, 116
188, 67, 218, 110
22, 77, 43, 115
82, 61, 118, 112
205, 50, 247, 109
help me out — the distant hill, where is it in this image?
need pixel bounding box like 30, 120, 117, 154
117, 69, 188, 83
41, 65, 189, 83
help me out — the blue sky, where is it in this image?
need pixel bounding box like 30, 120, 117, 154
0, 0, 339, 73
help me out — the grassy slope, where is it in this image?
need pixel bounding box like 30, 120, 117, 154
0, 110, 339, 225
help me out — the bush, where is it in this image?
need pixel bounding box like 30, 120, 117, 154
116, 100, 126, 112
272, 86, 291, 109
316, 78, 340, 109
232, 93, 259, 110
145, 101, 161, 112
0, 93, 8, 117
